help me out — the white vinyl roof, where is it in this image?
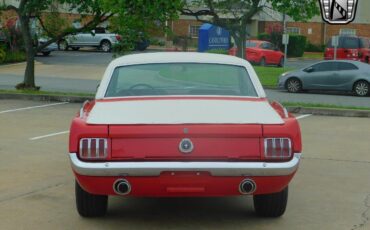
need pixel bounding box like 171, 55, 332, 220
95, 52, 266, 99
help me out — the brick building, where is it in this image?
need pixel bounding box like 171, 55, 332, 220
170, 1, 370, 46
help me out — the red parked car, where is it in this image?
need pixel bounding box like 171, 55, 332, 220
69, 52, 302, 218
229, 40, 285, 67
324, 36, 370, 63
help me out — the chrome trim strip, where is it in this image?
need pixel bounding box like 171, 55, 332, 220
69, 153, 302, 177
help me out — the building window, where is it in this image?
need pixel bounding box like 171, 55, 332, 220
286, 27, 300, 35
340, 28, 356, 36
189, 25, 200, 38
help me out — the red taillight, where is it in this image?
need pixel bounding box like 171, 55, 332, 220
79, 138, 108, 160
264, 138, 292, 159
115, 35, 122, 41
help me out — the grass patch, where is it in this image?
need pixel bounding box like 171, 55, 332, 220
3, 51, 26, 64
282, 102, 370, 111
302, 52, 323, 59
0, 89, 94, 97
254, 66, 293, 88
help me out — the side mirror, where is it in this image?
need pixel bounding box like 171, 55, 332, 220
305, 67, 314, 73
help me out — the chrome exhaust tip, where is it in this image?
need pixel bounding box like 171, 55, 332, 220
239, 179, 256, 195
113, 179, 131, 195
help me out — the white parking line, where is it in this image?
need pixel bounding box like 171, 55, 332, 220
0, 102, 69, 114
29, 131, 69, 141
296, 114, 313, 120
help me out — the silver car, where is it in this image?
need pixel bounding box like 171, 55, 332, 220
58, 28, 120, 52
278, 60, 370, 96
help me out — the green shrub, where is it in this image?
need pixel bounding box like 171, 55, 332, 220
287, 35, 307, 57
4, 51, 26, 63
305, 42, 325, 52
206, 49, 228, 55
257, 33, 270, 41
0, 48, 6, 63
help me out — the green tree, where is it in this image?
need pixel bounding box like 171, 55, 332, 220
0, 0, 182, 90
101, 0, 183, 54
1, 0, 114, 90
181, 0, 319, 58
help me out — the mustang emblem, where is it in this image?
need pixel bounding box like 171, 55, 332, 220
319, 0, 358, 24
179, 138, 194, 154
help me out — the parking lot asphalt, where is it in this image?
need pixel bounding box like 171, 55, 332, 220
1, 51, 368, 108
0, 99, 369, 230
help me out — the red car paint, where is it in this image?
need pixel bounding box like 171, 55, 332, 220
324, 36, 370, 63
69, 97, 302, 197
229, 40, 284, 66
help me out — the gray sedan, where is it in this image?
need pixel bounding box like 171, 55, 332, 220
278, 60, 370, 96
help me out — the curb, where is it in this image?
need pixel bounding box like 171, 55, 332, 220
1, 93, 370, 118
0, 93, 93, 103
286, 106, 370, 118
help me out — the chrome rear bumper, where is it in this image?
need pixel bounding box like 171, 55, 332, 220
69, 153, 301, 177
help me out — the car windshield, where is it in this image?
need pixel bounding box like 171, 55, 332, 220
105, 63, 258, 97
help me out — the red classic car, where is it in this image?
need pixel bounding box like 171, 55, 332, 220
69, 52, 302, 218
229, 40, 285, 67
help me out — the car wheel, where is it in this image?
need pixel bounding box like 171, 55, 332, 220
253, 187, 288, 217
353, 80, 369, 97
278, 57, 284, 67
75, 181, 108, 217
100, 40, 112, 52
72, 47, 80, 51
286, 78, 302, 93
58, 40, 68, 51
42, 51, 51, 56
366, 57, 369, 64
260, 57, 266, 66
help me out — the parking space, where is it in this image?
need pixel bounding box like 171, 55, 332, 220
0, 99, 369, 229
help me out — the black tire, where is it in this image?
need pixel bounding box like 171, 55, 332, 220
72, 47, 80, 51
253, 187, 288, 217
365, 57, 369, 64
75, 181, 108, 217
42, 51, 51, 56
100, 40, 112, 52
58, 40, 69, 51
353, 80, 369, 97
278, 57, 284, 67
286, 78, 302, 93
260, 57, 266, 66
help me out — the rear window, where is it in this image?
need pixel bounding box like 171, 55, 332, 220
338, 63, 358, 71
105, 63, 258, 97
246, 41, 258, 47
327, 37, 361, 49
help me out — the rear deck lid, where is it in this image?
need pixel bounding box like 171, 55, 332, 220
86, 99, 284, 125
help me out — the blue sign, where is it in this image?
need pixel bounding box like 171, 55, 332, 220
198, 23, 230, 52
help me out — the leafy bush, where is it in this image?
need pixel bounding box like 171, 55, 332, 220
287, 35, 307, 57
4, 50, 26, 63
0, 49, 6, 63
305, 42, 325, 52
149, 38, 165, 46
206, 49, 228, 55
257, 33, 270, 41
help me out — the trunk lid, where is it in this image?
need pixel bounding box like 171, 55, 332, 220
109, 124, 262, 161
87, 99, 284, 161
86, 99, 284, 125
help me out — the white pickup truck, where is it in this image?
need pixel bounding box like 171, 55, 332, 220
58, 28, 121, 52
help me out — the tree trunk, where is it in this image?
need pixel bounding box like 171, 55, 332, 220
17, 15, 37, 90
232, 26, 247, 59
